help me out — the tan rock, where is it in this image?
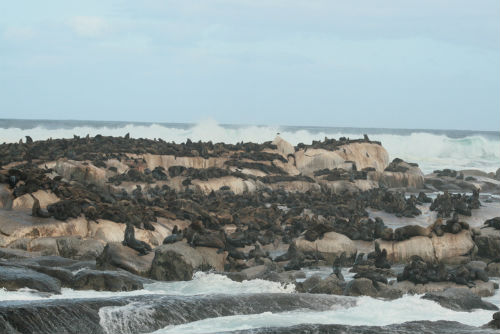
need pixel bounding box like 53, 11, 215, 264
55, 160, 107, 186
374, 166, 425, 189
27, 237, 59, 256
191, 176, 259, 194
432, 230, 474, 261
294, 143, 388, 176
379, 236, 435, 263
272, 136, 294, 158
132, 153, 228, 171
88, 219, 125, 243
12, 190, 59, 210
336, 143, 390, 172
0, 215, 88, 247
0, 185, 12, 209
267, 181, 321, 193
294, 232, 357, 264
378, 231, 475, 263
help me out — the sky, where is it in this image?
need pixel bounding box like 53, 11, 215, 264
0, 1, 499, 131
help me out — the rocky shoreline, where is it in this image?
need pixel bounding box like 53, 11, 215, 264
1, 134, 500, 332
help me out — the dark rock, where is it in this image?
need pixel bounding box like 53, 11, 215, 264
150, 243, 206, 281
475, 234, 500, 260
484, 311, 500, 329
56, 237, 105, 260
70, 269, 145, 291
344, 278, 378, 297
0, 266, 61, 293
296, 274, 345, 295
422, 288, 498, 311
96, 243, 154, 277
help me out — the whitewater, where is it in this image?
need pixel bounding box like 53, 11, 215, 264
0, 273, 499, 334
0, 119, 499, 174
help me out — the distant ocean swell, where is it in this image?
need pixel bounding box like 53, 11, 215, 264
0, 119, 498, 174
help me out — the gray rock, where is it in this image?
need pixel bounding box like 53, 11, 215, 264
484, 311, 500, 329
0, 266, 61, 293
297, 274, 345, 295
150, 242, 204, 281
422, 288, 499, 311
475, 234, 500, 259
486, 262, 500, 277
70, 269, 147, 291
97, 242, 154, 277
344, 278, 378, 297
56, 237, 105, 260
150, 242, 227, 281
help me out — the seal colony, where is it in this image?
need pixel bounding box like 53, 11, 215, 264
1, 134, 500, 333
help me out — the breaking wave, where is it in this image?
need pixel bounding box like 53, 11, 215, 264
0, 119, 498, 173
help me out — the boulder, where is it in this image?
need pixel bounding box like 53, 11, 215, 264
54, 160, 107, 186
378, 236, 434, 263
432, 230, 475, 261
378, 231, 475, 263
296, 274, 345, 295
344, 278, 378, 297
475, 233, 500, 260
96, 242, 154, 277
375, 160, 425, 189
293, 232, 357, 264
272, 136, 294, 158
27, 237, 59, 256
393, 280, 497, 297
11, 190, 59, 211
422, 288, 498, 311
484, 311, 500, 329
56, 236, 105, 260
294, 143, 389, 176
0, 266, 61, 293
70, 269, 146, 291
0, 247, 41, 260
486, 262, 500, 277
150, 242, 227, 281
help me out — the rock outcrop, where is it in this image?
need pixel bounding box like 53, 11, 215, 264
150, 242, 227, 281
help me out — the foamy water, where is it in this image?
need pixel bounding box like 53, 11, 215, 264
1, 272, 499, 333
0, 272, 295, 301
1, 119, 498, 174
154, 293, 500, 334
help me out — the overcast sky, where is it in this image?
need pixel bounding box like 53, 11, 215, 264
1, 1, 499, 130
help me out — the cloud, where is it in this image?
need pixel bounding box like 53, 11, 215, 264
70, 16, 109, 37
3, 26, 36, 40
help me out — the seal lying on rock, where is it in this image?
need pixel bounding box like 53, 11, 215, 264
122, 223, 152, 255
394, 225, 430, 241
484, 217, 500, 230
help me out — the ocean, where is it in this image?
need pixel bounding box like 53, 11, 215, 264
1, 118, 499, 174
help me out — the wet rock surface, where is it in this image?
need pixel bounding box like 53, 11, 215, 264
422, 288, 498, 311
0, 265, 61, 293
0, 293, 356, 334
223, 321, 500, 334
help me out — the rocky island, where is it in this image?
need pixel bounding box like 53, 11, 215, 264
0, 134, 499, 334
